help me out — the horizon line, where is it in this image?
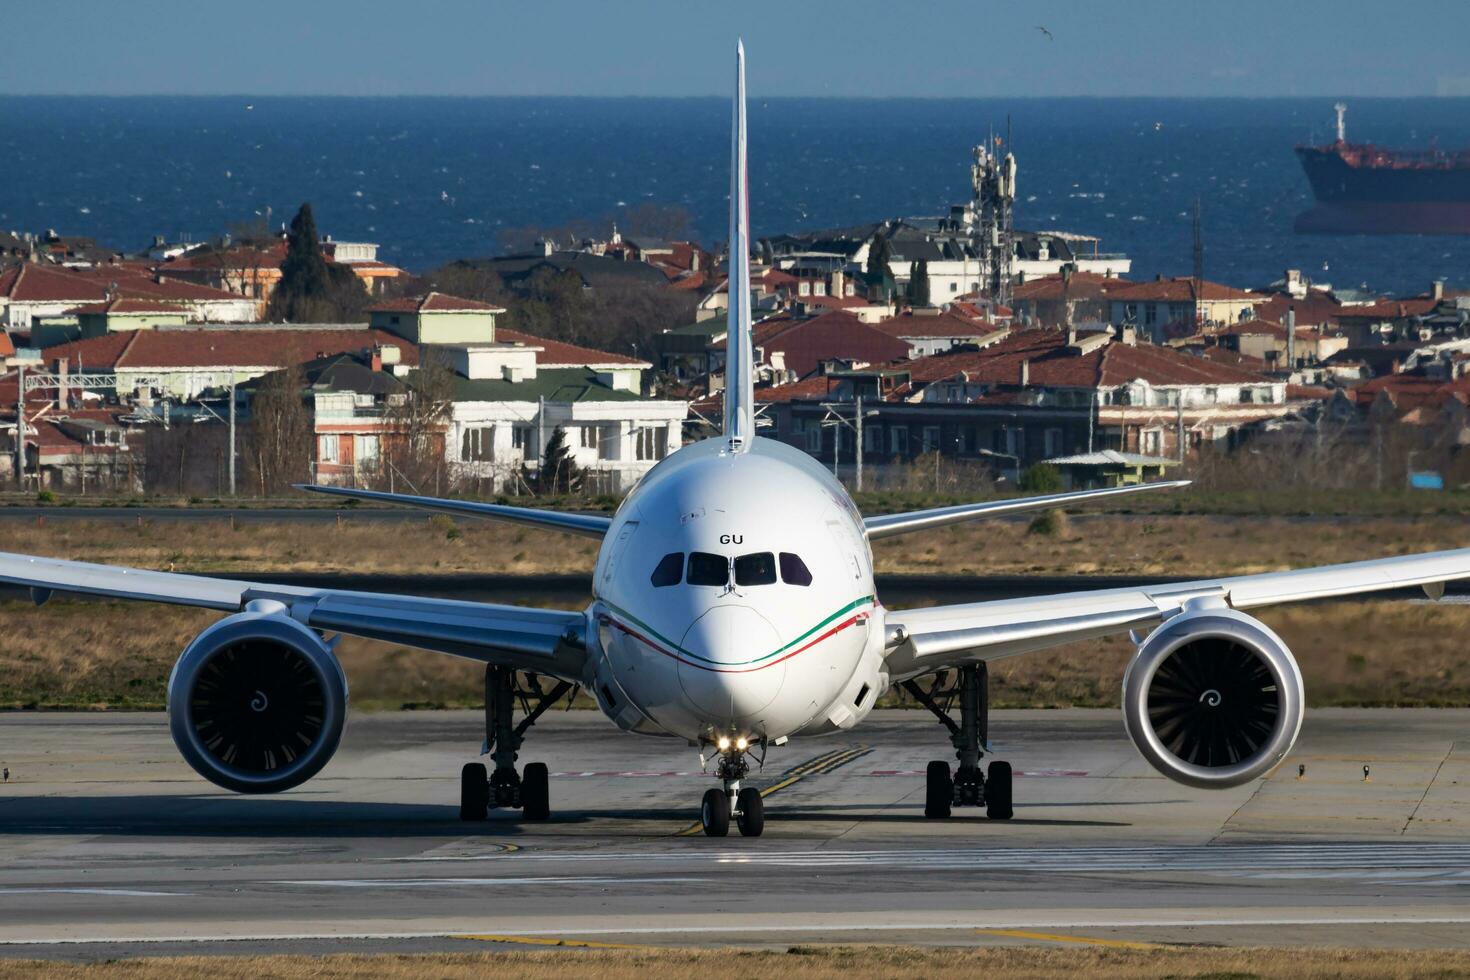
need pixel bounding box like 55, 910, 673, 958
2, 91, 1466, 101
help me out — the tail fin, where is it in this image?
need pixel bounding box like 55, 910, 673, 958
723, 39, 755, 452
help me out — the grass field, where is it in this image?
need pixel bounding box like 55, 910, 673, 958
5, 945, 1470, 979
2, 512, 1469, 709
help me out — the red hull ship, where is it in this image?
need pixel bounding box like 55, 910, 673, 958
1295, 104, 1470, 235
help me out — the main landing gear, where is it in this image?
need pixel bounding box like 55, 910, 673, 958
698, 736, 764, 838
902, 662, 1013, 821
460, 666, 572, 823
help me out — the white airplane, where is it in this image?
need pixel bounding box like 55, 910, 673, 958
5, 43, 1470, 839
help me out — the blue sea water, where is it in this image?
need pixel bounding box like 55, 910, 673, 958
2, 96, 1469, 296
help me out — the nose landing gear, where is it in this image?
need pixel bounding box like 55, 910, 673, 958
698, 739, 765, 837
459, 666, 570, 823
904, 662, 1013, 820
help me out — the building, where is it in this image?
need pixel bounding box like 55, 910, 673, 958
1009, 269, 1129, 328
156, 236, 405, 309
1106, 277, 1266, 343
757, 327, 1295, 477
870, 308, 1010, 358
0, 263, 258, 336
1209, 319, 1349, 372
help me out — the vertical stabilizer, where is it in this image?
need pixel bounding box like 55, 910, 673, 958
723, 40, 755, 452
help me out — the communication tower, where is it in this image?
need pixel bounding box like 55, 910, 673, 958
972, 132, 1017, 308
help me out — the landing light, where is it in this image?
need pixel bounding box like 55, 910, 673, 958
735, 736, 749, 751
717, 736, 732, 751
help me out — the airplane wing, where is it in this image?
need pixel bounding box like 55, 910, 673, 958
0, 551, 588, 681
881, 548, 1470, 680
294, 484, 612, 539
863, 480, 1189, 539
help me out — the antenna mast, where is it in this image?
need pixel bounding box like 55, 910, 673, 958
972, 123, 1016, 310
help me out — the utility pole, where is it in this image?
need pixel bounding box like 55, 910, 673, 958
854, 395, 864, 493
537, 396, 546, 482
1285, 307, 1296, 378
228, 370, 237, 496
832, 414, 840, 481
14, 363, 24, 489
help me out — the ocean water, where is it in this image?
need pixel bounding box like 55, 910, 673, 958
3, 96, 1469, 296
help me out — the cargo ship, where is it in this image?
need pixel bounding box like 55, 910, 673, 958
1294, 104, 1470, 235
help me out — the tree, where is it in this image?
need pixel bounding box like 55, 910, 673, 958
865, 231, 894, 300
266, 202, 368, 322
525, 425, 581, 494
909, 259, 931, 307
245, 363, 311, 496
1018, 462, 1063, 494
380, 351, 457, 495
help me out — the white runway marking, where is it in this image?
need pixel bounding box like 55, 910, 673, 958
453, 843, 1470, 873
272, 876, 708, 889
867, 769, 1089, 777
0, 888, 183, 897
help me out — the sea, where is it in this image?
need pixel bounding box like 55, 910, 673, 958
3, 96, 1470, 297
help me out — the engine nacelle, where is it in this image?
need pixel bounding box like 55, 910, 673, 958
167, 605, 348, 794
1122, 606, 1303, 789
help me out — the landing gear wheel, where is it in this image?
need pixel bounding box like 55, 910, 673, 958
736, 787, 764, 837
459, 762, 488, 821
924, 760, 953, 819
522, 762, 550, 821
986, 760, 1013, 820
701, 787, 731, 837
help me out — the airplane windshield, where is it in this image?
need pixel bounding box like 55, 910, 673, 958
687, 552, 729, 586
779, 552, 813, 587
734, 552, 777, 586
650, 552, 684, 587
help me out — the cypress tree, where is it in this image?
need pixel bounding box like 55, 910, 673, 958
267, 205, 333, 320
911, 259, 931, 307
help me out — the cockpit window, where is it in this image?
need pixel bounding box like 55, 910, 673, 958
734, 552, 777, 586
779, 552, 813, 587
687, 552, 729, 586
650, 552, 684, 587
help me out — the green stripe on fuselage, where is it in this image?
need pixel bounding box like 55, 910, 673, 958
600, 595, 874, 668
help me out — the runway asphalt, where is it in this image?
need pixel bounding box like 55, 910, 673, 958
1, 708, 1469, 959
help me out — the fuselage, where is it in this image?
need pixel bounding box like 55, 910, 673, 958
583, 435, 887, 744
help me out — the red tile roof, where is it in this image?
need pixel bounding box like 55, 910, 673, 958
1106, 277, 1261, 303
1335, 298, 1439, 320
899, 328, 1271, 390
1011, 271, 1126, 301
496, 327, 648, 367
67, 297, 193, 316
40, 328, 419, 371
0, 263, 251, 306
756, 311, 911, 378
872, 309, 998, 339
368, 291, 505, 314
1255, 294, 1347, 328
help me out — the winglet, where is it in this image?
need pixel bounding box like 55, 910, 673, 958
723, 39, 755, 453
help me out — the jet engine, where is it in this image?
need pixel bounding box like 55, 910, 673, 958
167, 603, 348, 793
1122, 606, 1303, 789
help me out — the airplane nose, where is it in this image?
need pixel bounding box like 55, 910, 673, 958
678, 605, 785, 722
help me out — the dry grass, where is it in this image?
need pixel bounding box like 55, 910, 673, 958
4, 945, 1470, 979
3, 512, 1468, 578
3, 597, 1468, 711
5, 513, 1470, 709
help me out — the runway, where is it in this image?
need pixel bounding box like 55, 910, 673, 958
1, 708, 1469, 959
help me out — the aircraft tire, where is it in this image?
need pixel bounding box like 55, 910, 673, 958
925, 760, 953, 819
986, 760, 1013, 820
736, 787, 764, 837
460, 762, 489, 821
522, 762, 550, 821
701, 787, 731, 837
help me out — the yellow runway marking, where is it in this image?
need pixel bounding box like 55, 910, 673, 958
454, 933, 656, 950
675, 745, 871, 836
975, 928, 1168, 950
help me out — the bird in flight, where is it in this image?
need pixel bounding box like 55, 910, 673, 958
1036, 25, 1054, 40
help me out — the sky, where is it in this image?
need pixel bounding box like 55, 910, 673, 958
5, 0, 1467, 98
